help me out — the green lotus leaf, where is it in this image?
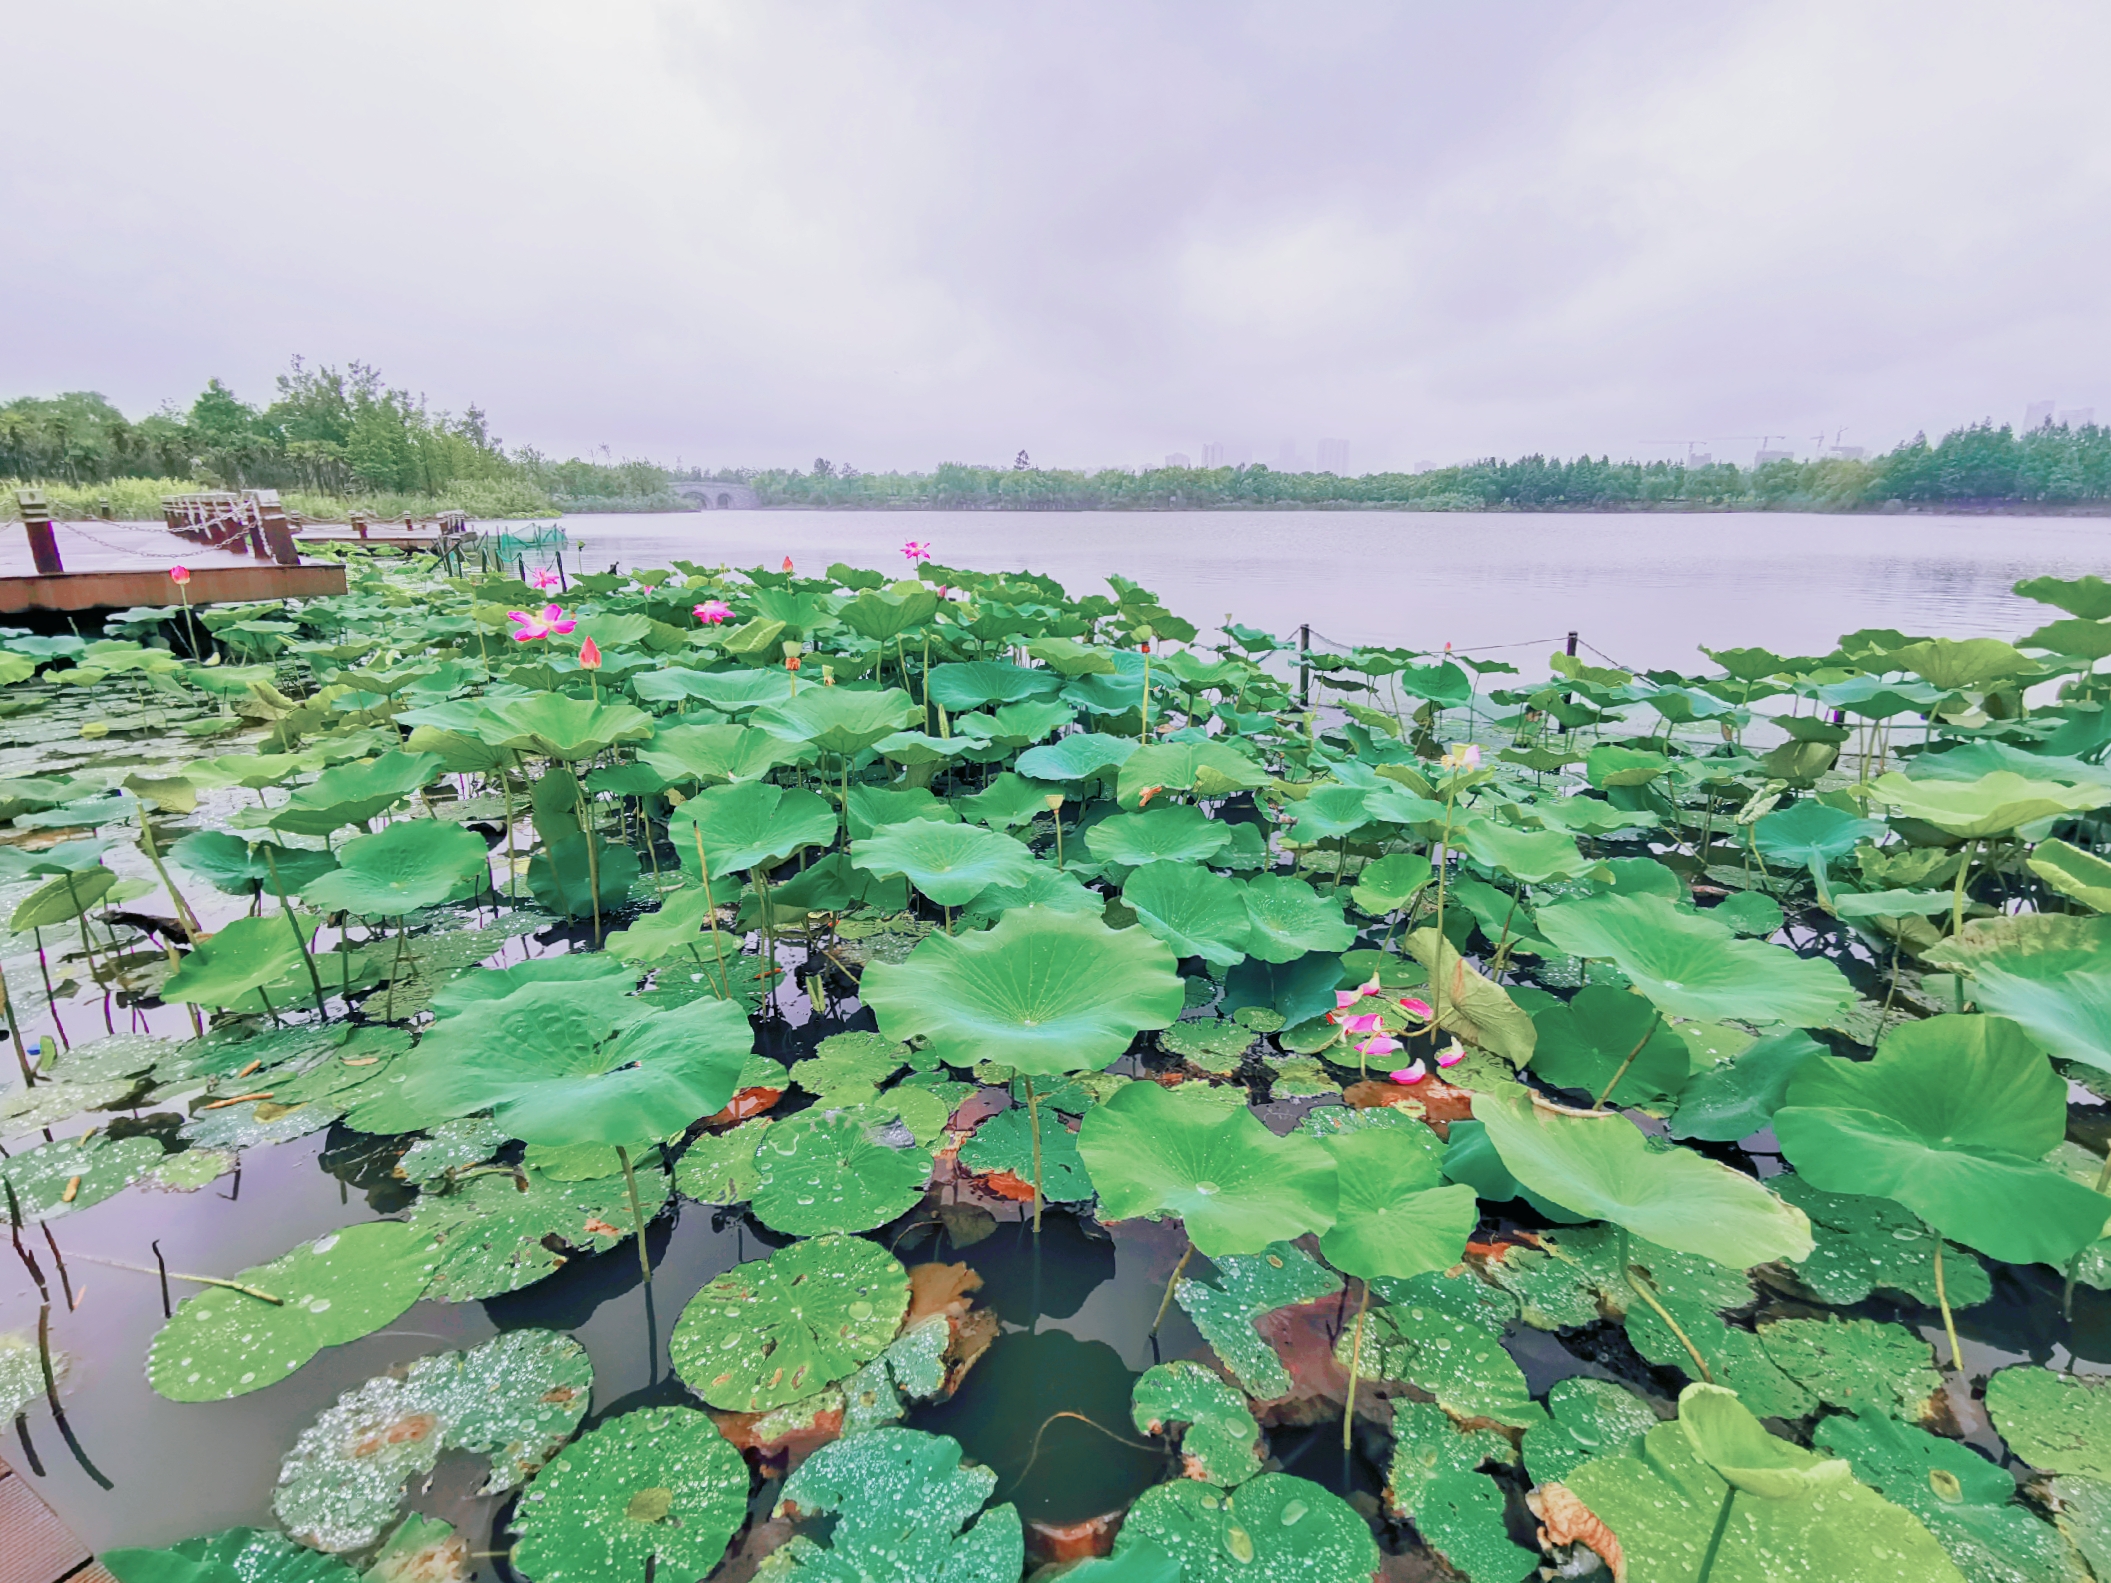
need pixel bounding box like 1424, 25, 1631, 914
428, 953, 634, 1017
1523, 1377, 1660, 1486
926, 660, 1062, 710
2017, 573, 2111, 619
1174, 1240, 1342, 1397
510, 1406, 748, 1583
269, 751, 444, 835
748, 1108, 930, 1234
1317, 1126, 1477, 1282
2028, 837, 2111, 912
1925, 914, 2111, 1073
1669, 1029, 1826, 1141
1532, 794, 1656, 835
1389, 1397, 1522, 1521
1405, 928, 1539, 1064
674, 1116, 772, 1204
668, 667, 795, 713
160, 911, 325, 1008
958, 1103, 1092, 1200
845, 782, 957, 839
1773, 1014, 2111, 1265
526, 831, 640, 919
1587, 744, 1673, 787
1888, 635, 2035, 692
103, 1528, 356, 1583
166, 832, 336, 898
638, 721, 808, 784
403, 982, 752, 1146
479, 694, 654, 760
986, 698, 1076, 744
671, 1233, 909, 1411
1351, 851, 1433, 914
1077, 1080, 1336, 1256
1282, 784, 1372, 842
766, 1427, 1023, 1583
1477, 1085, 1812, 1265
9, 865, 116, 929
1529, 984, 1693, 1103
1456, 817, 1593, 883
274, 1329, 590, 1550
1116, 739, 1269, 808
840, 586, 941, 640
1131, 1361, 1263, 1487
1024, 634, 1119, 675
666, 779, 838, 879
1417, 1470, 1543, 1583
957, 769, 1063, 827
851, 818, 1040, 906
1755, 1315, 1941, 1420
603, 886, 721, 964
862, 904, 1183, 1074
1086, 804, 1234, 867
409, 1164, 667, 1301
1532, 892, 1854, 1025
1834, 888, 1952, 918
1015, 730, 1139, 784
1869, 769, 2110, 838
148, 1221, 443, 1402
1754, 801, 1889, 884
1814, 1407, 2083, 1583
1680, 1383, 1856, 1500
1063, 669, 1146, 714
956, 861, 1100, 926
1238, 873, 1356, 963
752, 685, 919, 754
299, 819, 488, 915
1770, 1173, 1991, 1309
0, 1132, 163, 1220
1112, 1473, 1378, 1583
1552, 1406, 1965, 1583
2023, 617, 2111, 659
1987, 1367, 2111, 1479
1338, 1295, 1543, 1428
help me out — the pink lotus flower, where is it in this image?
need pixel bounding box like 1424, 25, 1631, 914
579, 636, 602, 669
1399, 997, 1433, 1019
1340, 1012, 1383, 1037
1335, 975, 1382, 1011
781, 556, 795, 574
694, 599, 733, 624
1435, 1042, 1466, 1069
1388, 1060, 1429, 1084
1356, 1033, 1402, 1061
508, 605, 577, 642
169, 565, 191, 586
528, 567, 562, 590
1439, 743, 1483, 772
903, 540, 932, 562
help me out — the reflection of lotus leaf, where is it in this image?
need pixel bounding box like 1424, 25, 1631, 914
671, 1233, 908, 1411
510, 1407, 749, 1583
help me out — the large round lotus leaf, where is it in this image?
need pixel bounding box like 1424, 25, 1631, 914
479, 694, 654, 760
1476, 1085, 1812, 1265
1529, 984, 1692, 1103
1531, 891, 1854, 1025
959, 1103, 1092, 1200
986, 698, 1076, 745
1351, 851, 1433, 914
671, 1233, 908, 1411
1678, 1383, 1854, 1500
510, 1406, 747, 1583
102, 1528, 356, 1583
1755, 1317, 1941, 1420
1524, 1378, 1661, 1486
1016, 730, 1139, 783
0, 1132, 164, 1220
840, 586, 941, 640
403, 983, 752, 1146
1814, 1407, 2082, 1583
2017, 573, 2111, 620
844, 782, 957, 839
274, 1329, 591, 1550
1281, 784, 1372, 843
160, 911, 325, 1008
1773, 1014, 2111, 1265
409, 1163, 668, 1301
1551, 1416, 1965, 1583
851, 818, 1040, 906
1085, 804, 1234, 867
1121, 861, 1255, 966
1130, 1362, 1262, 1487
9, 865, 116, 929
1669, 1029, 1827, 1141
170, 831, 339, 897
1174, 1241, 1343, 1398
1586, 743, 1672, 787
959, 860, 1101, 926
269, 750, 444, 835
748, 1108, 930, 1234
299, 819, 489, 916
1238, 873, 1356, 964
958, 768, 1063, 826
1927, 914, 2111, 1073
1869, 769, 2111, 838
862, 904, 1183, 1075
1987, 1367, 2111, 1479
639, 722, 807, 784
2027, 837, 2111, 913
669, 667, 794, 713
927, 659, 1063, 709
148, 1221, 444, 1401
1115, 740, 1270, 808
667, 778, 838, 879
1754, 800, 1888, 873
752, 685, 920, 754
1317, 1127, 1477, 1282
428, 954, 634, 1018
768, 1426, 1023, 1583
1456, 817, 1593, 883
1077, 1080, 1336, 1256
1112, 1472, 1378, 1583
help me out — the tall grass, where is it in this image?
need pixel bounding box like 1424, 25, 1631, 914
0, 476, 561, 523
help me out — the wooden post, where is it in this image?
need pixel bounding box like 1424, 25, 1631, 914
1298, 623, 1311, 709
249, 490, 301, 566
15, 489, 64, 575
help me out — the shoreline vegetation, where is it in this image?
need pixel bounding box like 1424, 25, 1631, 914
7, 358, 2111, 520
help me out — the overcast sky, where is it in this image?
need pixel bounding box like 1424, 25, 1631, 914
7, 2, 2108, 474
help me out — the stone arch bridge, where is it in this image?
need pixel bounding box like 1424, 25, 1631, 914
670, 479, 761, 509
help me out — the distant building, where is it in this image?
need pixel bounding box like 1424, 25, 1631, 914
1316, 437, 1350, 474
2060, 408, 2096, 428
1412, 460, 1438, 474
1827, 445, 1868, 461
1165, 451, 1192, 469
2026, 399, 2058, 429
1200, 442, 1251, 468
1275, 439, 1305, 471
1754, 448, 1795, 466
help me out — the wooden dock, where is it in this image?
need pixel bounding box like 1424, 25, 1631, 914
0, 1456, 113, 1583
0, 561, 346, 614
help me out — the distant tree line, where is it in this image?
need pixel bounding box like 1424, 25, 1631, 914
741, 420, 2111, 511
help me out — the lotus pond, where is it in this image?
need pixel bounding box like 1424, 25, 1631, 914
1, 548, 2109, 1583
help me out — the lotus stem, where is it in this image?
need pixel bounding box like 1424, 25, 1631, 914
1595, 1010, 1663, 1111
1342, 1279, 1372, 1450
1932, 1229, 1962, 1370
1695, 1485, 1737, 1583
687, 826, 734, 1000
572, 776, 604, 947
1149, 1242, 1193, 1337
62, 872, 110, 1033
1622, 1239, 1711, 1383
1428, 785, 1458, 1036
262, 847, 329, 1022
1140, 647, 1152, 742
0, 961, 36, 1089
616, 1145, 653, 1288
32, 928, 68, 1051
1949, 837, 1978, 937
1024, 1077, 1043, 1235
383, 919, 409, 1022
68, 1252, 281, 1304
135, 814, 201, 937
501, 759, 519, 902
